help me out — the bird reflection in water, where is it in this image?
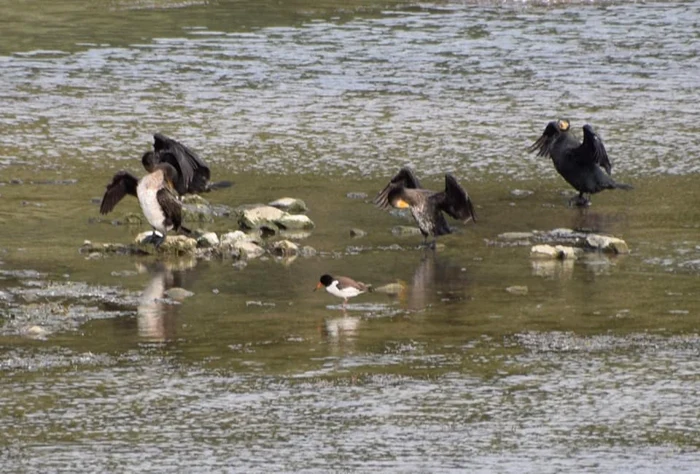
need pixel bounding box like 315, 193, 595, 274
570, 207, 629, 235
402, 249, 471, 311
321, 315, 361, 350
136, 257, 197, 341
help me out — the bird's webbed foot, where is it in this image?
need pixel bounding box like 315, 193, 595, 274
568, 194, 591, 208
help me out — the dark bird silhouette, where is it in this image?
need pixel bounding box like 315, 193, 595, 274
100, 163, 191, 247
528, 119, 632, 207
374, 167, 476, 246
141, 133, 231, 195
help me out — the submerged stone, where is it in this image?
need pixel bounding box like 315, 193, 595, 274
350, 228, 367, 238
346, 192, 368, 200
233, 241, 265, 260
79, 240, 150, 256
391, 226, 423, 237
373, 281, 407, 296
270, 239, 299, 257
505, 285, 529, 296
164, 287, 194, 301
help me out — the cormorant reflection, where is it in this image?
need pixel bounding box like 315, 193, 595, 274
405, 249, 470, 311
136, 258, 197, 341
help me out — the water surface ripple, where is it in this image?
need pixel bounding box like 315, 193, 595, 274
1, 1, 699, 177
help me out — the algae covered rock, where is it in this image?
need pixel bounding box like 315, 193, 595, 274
155, 235, 198, 255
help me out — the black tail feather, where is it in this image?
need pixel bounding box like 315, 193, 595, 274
178, 225, 193, 236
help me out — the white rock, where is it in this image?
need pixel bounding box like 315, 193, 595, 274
275, 214, 315, 230
197, 232, 219, 248
220, 231, 250, 245
234, 241, 265, 260
530, 244, 582, 260
236, 204, 285, 230
586, 235, 629, 254
268, 197, 308, 214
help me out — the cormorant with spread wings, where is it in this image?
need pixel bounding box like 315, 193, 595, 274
528, 119, 632, 207
374, 167, 476, 246
141, 133, 231, 195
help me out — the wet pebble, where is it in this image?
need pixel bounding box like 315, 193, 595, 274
391, 226, 422, 237
510, 189, 534, 197
505, 285, 529, 296
350, 228, 367, 238
346, 192, 368, 200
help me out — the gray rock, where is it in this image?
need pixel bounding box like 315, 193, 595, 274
182, 203, 215, 223
181, 195, 211, 206
165, 287, 194, 301
299, 246, 318, 258
586, 235, 630, 254
197, 232, 220, 248
392, 226, 423, 237
270, 240, 299, 257
236, 204, 285, 231
276, 214, 315, 230
268, 197, 308, 214
234, 241, 265, 260
220, 231, 249, 245
350, 228, 367, 238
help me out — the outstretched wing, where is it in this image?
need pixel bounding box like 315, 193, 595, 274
581, 124, 612, 175
435, 174, 476, 223
528, 121, 561, 158
100, 171, 139, 215
374, 167, 422, 209
153, 133, 210, 193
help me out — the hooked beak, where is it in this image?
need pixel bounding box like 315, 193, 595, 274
314, 282, 323, 292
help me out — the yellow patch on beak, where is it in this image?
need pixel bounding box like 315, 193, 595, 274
558, 119, 570, 131
394, 199, 411, 209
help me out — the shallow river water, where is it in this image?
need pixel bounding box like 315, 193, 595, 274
1, 0, 700, 472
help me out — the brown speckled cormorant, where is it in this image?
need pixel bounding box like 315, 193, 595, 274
374, 167, 476, 246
